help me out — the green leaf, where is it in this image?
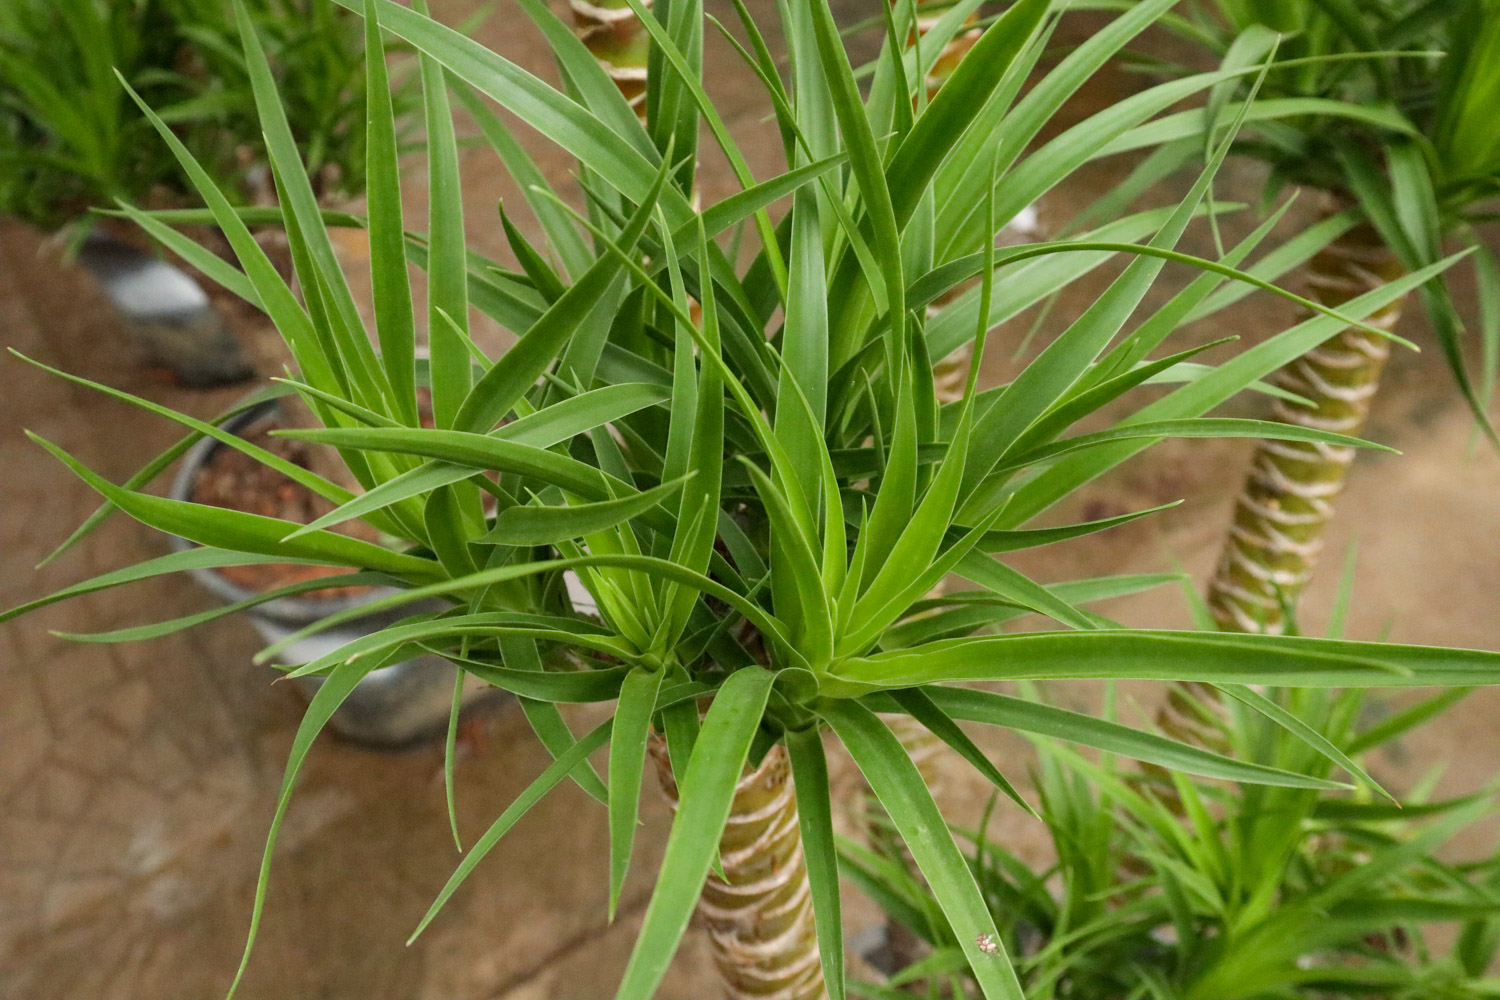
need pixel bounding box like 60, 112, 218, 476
658, 221, 726, 650
1212, 684, 1391, 801
820, 699, 1025, 1000
226, 656, 386, 999
52, 572, 392, 644
499, 201, 566, 303
12, 351, 358, 510
26, 432, 438, 582
888, 688, 1035, 816
453, 85, 592, 279
919, 687, 1345, 790
609, 666, 666, 919
115, 73, 337, 393
1003, 255, 1463, 526
1347, 687, 1475, 755
440, 652, 635, 703
742, 460, 834, 667
452, 148, 673, 434
274, 612, 635, 681
363, 0, 418, 425
502, 636, 610, 804
485, 478, 689, 548
977, 502, 1181, 553
232, 0, 388, 408
828, 631, 1500, 696
282, 461, 480, 543
884, 0, 1048, 225
0, 547, 307, 626
995, 416, 1397, 473
806, 0, 906, 374
257, 553, 795, 670
330, 0, 686, 223
954, 551, 1101, 632
785, 726, 845, 1000
415, 0, 472, 429
614, 667, 777, 1000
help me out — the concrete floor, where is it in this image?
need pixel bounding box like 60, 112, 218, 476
4, 2, 1500, 998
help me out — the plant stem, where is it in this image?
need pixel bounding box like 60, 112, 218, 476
651, 735, 827, 1000
1207, 218, 1403, 634
570, 0, 651, 119
1150, 211, 1406, 760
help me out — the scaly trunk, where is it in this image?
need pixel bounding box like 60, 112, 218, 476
1207, 219, 1404, 634
651, 736, 827, 1000
570, 0, 651, 119
1151, 215, 1405, 760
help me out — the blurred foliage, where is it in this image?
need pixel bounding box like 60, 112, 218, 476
0, 0, 415, 232
850, 676, 1500, 1000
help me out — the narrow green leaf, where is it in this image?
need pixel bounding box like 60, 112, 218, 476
609, 666, 666, 919
364, 0, 419, 424
614, 667, 777, 1000
434, 670, 461, 855
227, 657, 385, 999
232, 0, 388, 407
115, 73, 336, 392
257, 553, 796, 669
453, 149, 673, 434
52, 571, 391, 643
0, 547, 309, 626
27, 432, 438, 581
821, 699, 1025, 1000
920, 687, 1345, 790
502, 636, 610, 804
889, 688, 1035, 816
416, 0, 471, 428
977, 502, 1181, 553
786, 726, 845, 1000
884, 0, 1048, 224
486, 477, 690, 547
806, 0, 906, 373
1213, 684, 1390, 800
1348, 688, 1475, 755
828, 631, 1500, 696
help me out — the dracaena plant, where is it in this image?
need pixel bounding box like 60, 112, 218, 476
849, 570, 1500, 999
1138, 0, 1500, 641
10, 1, 1500, 999
850, 690, 1500, 1000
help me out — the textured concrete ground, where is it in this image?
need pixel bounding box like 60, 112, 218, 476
3, 2, 1500, 998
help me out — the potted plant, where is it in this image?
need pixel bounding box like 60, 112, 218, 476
848, 675, 1500, 998
10, 2, 1500, 999
0, 0, 414, 385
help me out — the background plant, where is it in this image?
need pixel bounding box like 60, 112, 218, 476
0, 0, 413, 235
849, 563, 1500, 998
9, 2, 1500, 1000
850, 684, 1500, 1000
1135, 0, 1500, 640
